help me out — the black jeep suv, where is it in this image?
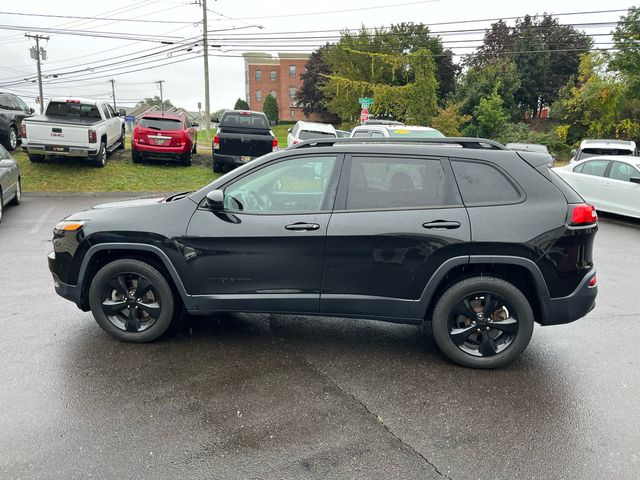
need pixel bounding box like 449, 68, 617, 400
48, 138, 598, 368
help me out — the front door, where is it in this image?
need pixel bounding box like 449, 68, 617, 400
602, 161, 640, 217
321, 154, 470, 318
183, 154, 341, 313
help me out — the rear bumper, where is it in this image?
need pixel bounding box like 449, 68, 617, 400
541, 270, 597, 325
132, 142, 189, 156
213, 153, 256, 167
22, 144, 97, 157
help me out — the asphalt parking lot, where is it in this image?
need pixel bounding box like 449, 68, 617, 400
0, 195, 639, 480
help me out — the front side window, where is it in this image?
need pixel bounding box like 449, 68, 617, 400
224, 156, 337, 214
101, 104, 112, 119
451, 160, 520, 205
289, 65, 296, 78
580, 160, 609, 177
0, 95, 11, 110
255, 70, 262, 82
608, 161, 638, 182
346, 156, 448, 210
14, 95, 29, 112
106, 104, 117, 118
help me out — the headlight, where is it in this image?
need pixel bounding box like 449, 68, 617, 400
54, 220, 89, 233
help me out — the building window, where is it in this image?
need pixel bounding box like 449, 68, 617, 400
289, 87, 297, 99
270, 91, 277, 99
255, 70, 262, 82
289, 65, 296, 78
290, 109, 295, 119
270, 70, 276, 81
256, 90, 262, 101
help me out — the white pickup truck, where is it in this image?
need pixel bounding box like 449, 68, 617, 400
20, 98, 125, 167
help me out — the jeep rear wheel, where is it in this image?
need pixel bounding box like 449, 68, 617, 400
88, 259, 176, 342
430, 277, 534, 369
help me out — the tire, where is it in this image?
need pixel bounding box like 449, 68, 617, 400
92, 141, 107, 167
430, 276, 534, 369
180, 151, 192, 167
192, 143, 197, 154
28, 153, 44, 163
88, 259, 176, 343
3, 126, 18, 151
8, 178, 20, 206
117, 128, 125, 150
132, 150, 143, 164
213, 161, 224, 173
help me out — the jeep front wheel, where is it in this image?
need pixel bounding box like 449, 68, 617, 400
88, 259, 176, 342
430, 277, 534, 369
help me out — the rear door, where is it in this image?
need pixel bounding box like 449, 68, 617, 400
320, 154, 470, 318
602, 161, 640, 217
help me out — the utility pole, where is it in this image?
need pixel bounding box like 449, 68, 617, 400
156, 80, 165, 115
25, 33, 49, 114
201, 0, 211, 142
110, 79, 116, 110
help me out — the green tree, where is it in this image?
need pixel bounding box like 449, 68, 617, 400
262, 94, 279, 124
135, 96, 173, 109
610, 7, 640, 95
513, 27, 550, 114
472, 85, 509, 138
297, 45, 333, 116
234, 98, 249, 110
431, 101, 471, 136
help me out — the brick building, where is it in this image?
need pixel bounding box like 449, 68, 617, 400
243, 52, 326, 122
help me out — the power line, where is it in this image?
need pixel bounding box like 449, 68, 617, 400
0, 10, 198, 24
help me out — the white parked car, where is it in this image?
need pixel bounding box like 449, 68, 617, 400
287, 121, 336, 147
350, 124, 444, 139
570, 139, 636, 163
553, 155, 640, 219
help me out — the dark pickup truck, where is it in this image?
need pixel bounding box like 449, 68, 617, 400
212, 110, 278, 173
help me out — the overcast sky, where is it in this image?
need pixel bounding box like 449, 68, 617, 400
0, 0, 633, 112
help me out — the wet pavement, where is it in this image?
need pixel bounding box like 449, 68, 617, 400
0, 195, 639, 479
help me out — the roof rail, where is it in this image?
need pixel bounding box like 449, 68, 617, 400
287, 137, 506, 150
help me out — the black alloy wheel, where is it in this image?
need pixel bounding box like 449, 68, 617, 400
431, 277, 534, 369
89, 259, 176, 342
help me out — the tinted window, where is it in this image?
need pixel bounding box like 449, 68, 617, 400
346, 156, 447, 210
608, 161, 638, 182
221, 113, 269, 129
46, 102, 102, 119
580, 160, 609, 177
578, 148, 634, 160
224, 156, 337, 213
572, 163, 584, 173
299, 130, 336, 140
452, 160, 520, 204
0, 95, 12, 110
139, 118, 182, 130
387, 128, 445, 138
352, 130, 369, 138
6, 95, 21, 110
106, 104, 116, 118
13, 95, 29, 111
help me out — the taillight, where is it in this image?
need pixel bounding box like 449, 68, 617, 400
272, 138, 278, 152
569, 204, 597, 225
213, 135, 220, 150
19, 123, 26, 138
88, 129, 97, 143
180, 130, 187, 146
588, 275, 598, 288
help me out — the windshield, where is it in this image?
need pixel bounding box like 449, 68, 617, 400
139, 118, 182, 131
387, 128, 445, 138
46, 102, 101, 119
578, 148, 634, 159
299, 130, 336, 140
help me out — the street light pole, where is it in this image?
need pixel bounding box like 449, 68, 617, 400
201, 0, 211, 142
25, 33, 49, 114
110, 79, 117, 110
156, 80, 165, 115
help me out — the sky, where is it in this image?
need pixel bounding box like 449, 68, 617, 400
0, 0, 634, 113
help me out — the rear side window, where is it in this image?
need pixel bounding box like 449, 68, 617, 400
580, 160, 609, 177
46, 102, 102, 119
221, 113, 268, 129
452, 160, 520, 205
139, 118, 182, 131
346, 156, 449, 210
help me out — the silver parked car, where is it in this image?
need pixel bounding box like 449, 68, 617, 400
0, 144, 21, 223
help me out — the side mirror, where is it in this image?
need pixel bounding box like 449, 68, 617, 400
287, 128, 291, 133
192, 122, 199, 128
211, 117, 219, 124
270, 120, 276, 126
206, 189, 224, 210
630, 177, 640, 184
571, 149, 577, 157
29, 107, 35, 114
118, 109, 126, 117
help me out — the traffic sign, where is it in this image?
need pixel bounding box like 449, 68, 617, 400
124, 115, 136, 122
359, 97, 373, 104
360, 107, 369, 123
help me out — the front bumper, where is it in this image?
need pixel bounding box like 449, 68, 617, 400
541, 270, 597, 325
49, 251, 83, 308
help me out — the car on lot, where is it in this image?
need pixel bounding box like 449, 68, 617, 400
212, 110, 277, 173
131, 113, 198, 166
553, 155, 640, 219
0, 144, 21, 223
506, 143, 554, 166
48, 137, 598, 369
20, 97, 125, 167
570, 139, 636, 163
335, 129, 351, 138
0, 92, 33, 151
351, 124, 445, 139
286, 121, 337, 147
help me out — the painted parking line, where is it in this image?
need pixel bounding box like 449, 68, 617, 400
29, 204, 56, 234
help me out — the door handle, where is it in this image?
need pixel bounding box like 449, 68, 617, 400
285, 222, 320, 231
422, 220, 461, 230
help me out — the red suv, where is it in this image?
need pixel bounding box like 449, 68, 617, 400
131, 113, 198, 166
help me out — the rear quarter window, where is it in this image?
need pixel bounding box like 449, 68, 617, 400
452, 160, 521, 205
